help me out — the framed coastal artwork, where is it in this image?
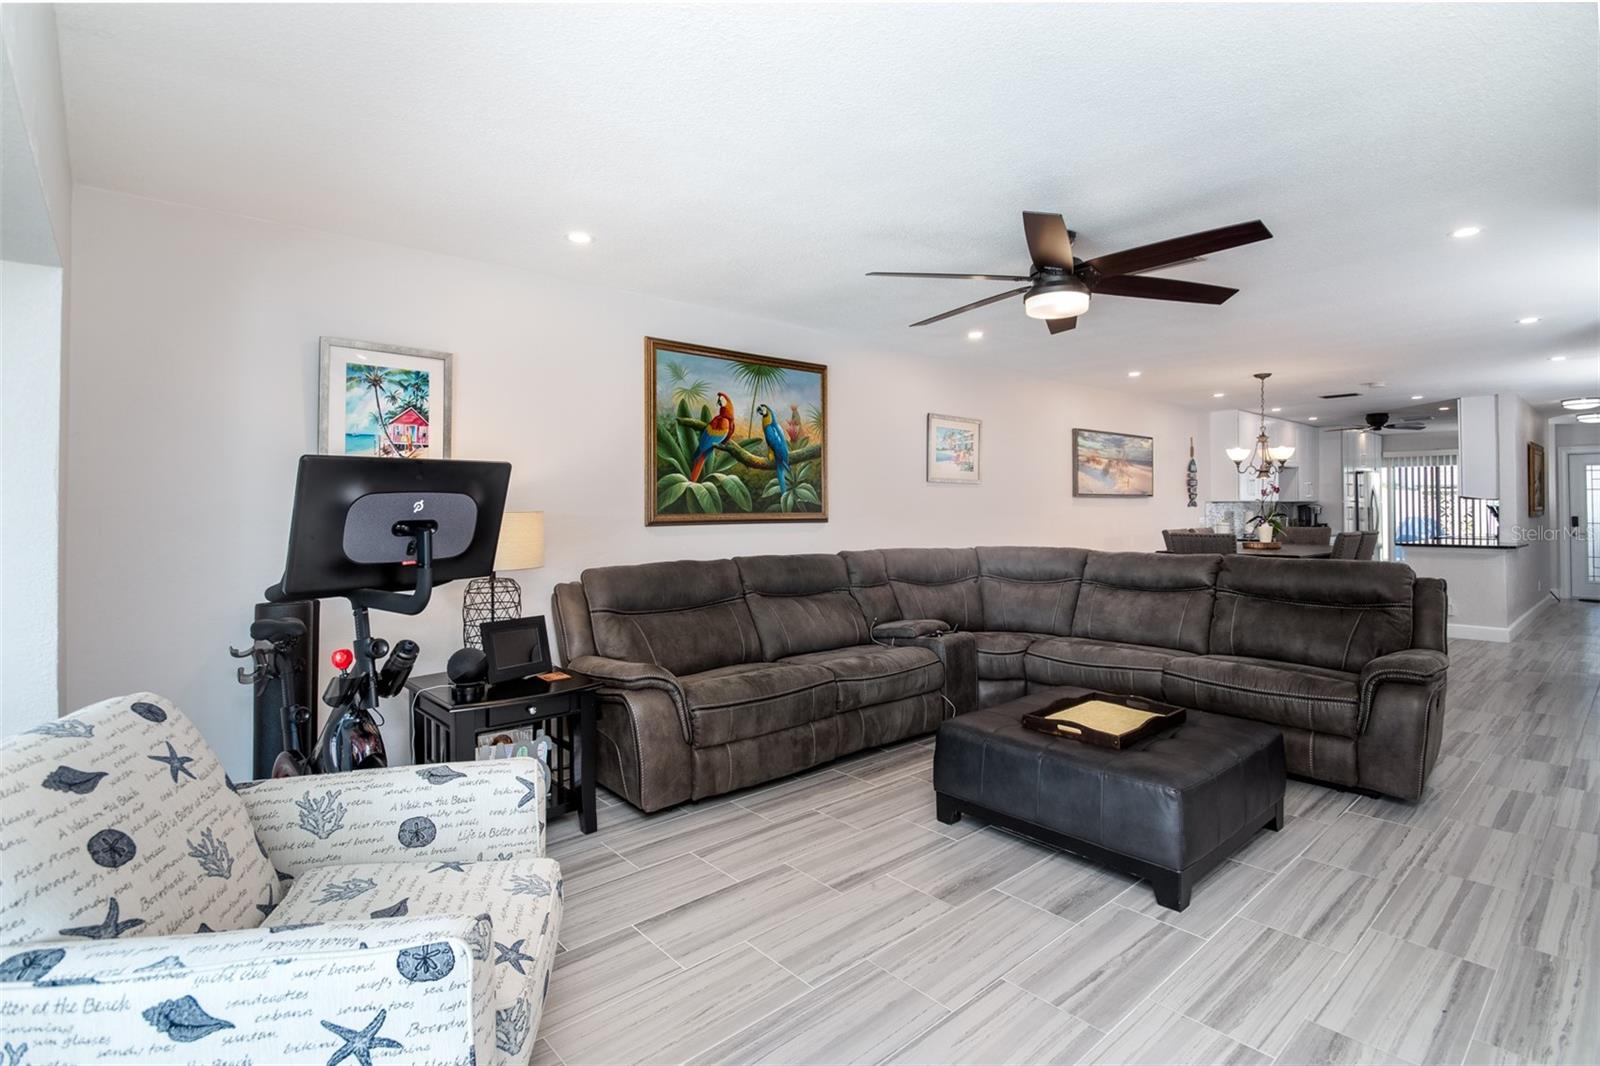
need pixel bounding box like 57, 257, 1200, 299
1072, 428, 1154, 497
319, 338, 453, 458
645, 337, 827, 525
927, 413, 982, 484
1527, 441, 1546, 517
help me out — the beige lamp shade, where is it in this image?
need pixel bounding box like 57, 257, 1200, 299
494, 511, 545, 572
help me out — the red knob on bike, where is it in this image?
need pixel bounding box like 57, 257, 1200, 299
331, 648, 354, 672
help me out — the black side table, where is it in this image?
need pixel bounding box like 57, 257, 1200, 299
407, 671, 600, 834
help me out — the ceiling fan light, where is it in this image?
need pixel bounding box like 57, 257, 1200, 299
1560, 397, 1600, 411
1023, 278, 1091, 320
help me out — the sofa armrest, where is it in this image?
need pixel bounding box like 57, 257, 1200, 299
240, 757, 549, 876
1354, 648, 1449, 801
879, 629, 979, 716
1358, 648, 1448, 721
873, 618, 950, 639
0, 916, 492, 1064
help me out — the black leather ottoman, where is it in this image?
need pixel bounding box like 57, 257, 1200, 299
933, 687, 1286, 910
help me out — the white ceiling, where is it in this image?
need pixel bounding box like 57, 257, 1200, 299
54, 3, 1600, 423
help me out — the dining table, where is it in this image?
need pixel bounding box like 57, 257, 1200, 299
1235, 542, 1333, 558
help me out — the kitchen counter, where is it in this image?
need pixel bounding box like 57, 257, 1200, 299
1399, 543, 1544, 642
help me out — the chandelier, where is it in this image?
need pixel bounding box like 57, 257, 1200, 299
1226, 372, 1295, 480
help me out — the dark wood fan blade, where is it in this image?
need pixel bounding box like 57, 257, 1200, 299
909, 286, 1030, 327
1046, 315, 1078, 334
867, 271, 1032, 281
1022, 212, 1074, 270
1086, 220, 1272, 280
1092, 275, 1238, 305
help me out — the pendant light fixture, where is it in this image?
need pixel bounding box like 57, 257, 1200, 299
1226, 372, 1295, 479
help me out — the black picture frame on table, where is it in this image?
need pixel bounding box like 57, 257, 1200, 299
480, 615, 553, 684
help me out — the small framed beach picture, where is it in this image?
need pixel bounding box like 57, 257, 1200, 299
1072, 428, 1154, 497
319, 338, 453, 458
927, 413, 982, 484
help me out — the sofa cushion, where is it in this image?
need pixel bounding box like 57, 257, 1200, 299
1024, 637, 1193, 700
782, 644, 943, 711
275, 855, 562, 1066
582, 559, 764, 676
1210, 557, 1415, 673
735, 553, 873, 659
1073, 551, 1219, 654
1163, 656, 1362, 737
972, 631, 1048, 680
976, 546, 1088, 636
842, 547, 985, 630
679, 661, 836, 747
0, 692, 277, 946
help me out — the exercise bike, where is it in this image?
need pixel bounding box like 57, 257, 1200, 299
240, 454, 510, 776
230, 614, 419, 776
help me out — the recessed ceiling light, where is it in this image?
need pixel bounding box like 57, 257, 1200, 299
1213, 392, 1225, 398
1128, 371, 1141, 378
1307, 416, 1318, 421
1411, 394, 1424, 400
966, 330, 984, 341
1450, 225, 1482, 239
1561, 397, 1600, 411
1439, 406, 1451, 411
1517, 316, 1540, 325
1270, 407, 1282, 413
1550, 355, 1567, 362
566, 231, 593, 245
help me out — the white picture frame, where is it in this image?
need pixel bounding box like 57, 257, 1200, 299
319, 337, 453, 458
927, 413, 982, 484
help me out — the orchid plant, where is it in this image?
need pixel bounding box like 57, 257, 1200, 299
1246, 481, 1288, 537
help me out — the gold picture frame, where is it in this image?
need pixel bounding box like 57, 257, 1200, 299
645, 337, 828, 525
1528, 441, 1546, 517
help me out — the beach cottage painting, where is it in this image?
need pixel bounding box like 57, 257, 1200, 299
927, 413, 982, 484
646, 337, 826, 524
1073, 428, 1154, 497
319, 338, 453, 458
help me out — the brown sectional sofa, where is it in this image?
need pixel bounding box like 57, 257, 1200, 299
550, 546, 1449, 811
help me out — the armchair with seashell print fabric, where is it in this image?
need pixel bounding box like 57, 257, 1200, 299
0, 693, 561, 1066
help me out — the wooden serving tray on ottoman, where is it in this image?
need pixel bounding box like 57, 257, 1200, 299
933, 686, 1286, 911
1020, 691, 1186, 749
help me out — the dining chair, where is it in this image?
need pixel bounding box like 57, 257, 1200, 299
1165, 531, 1238, 555
1279, 526, 1332, 546
1356, 531, 1380, 560
1330, 532, 1362, 559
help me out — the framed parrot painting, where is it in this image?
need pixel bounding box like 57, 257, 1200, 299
645, 337, 827, 524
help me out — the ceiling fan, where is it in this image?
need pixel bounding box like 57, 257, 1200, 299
1331, 412, 1434, 432
867, 212, 1272, 335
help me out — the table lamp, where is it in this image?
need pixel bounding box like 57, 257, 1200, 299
462, 510, 544, 647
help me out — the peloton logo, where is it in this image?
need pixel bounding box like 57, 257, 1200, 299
412, 499, 426, 513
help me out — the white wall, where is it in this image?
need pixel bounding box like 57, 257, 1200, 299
65, 187, 1209, 775
1, 5, 69, 729
1, 260, 62, 731
1497, 394, 1555, 620
0, 5, 71, 264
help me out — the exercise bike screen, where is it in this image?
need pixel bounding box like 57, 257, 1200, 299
343, 491, 478, 563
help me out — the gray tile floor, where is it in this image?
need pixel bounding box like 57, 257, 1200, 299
538, 603, 1600, 1065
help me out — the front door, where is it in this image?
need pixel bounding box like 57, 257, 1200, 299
1568, 449, 1600, 601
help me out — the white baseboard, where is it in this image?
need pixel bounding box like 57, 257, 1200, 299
1447, 596, 1555, 643
1447, 622, 1512, 642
